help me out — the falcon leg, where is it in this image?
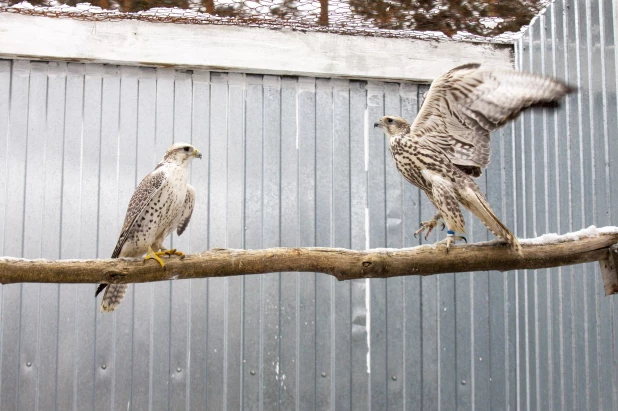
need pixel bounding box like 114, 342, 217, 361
159, 248, 186, 260
435, 230, 467, 253
414, 213, 444, 240
144, 246, 167, 269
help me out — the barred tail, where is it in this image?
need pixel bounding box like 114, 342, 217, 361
99, 284, 129, 313
461, 187, 522, 255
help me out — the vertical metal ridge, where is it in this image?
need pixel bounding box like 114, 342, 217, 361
529, 23, 540, 411
516, 1, 618, 409
74, 64, 85, 411
548, 4, 567, 408
19, 61, 31, 260
128, 68, 141, 411
54, 61, 69, 411
293, 75, 301, 411
0, 61, 7, 404
0, 59, 13, 258
583, 1, 599, 409
330, 79, 337, 408
204, 70, 212, 411
606, 0, 618, 407
204, 276, 209, 410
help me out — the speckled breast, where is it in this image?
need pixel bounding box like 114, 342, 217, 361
389, 137, 430, 192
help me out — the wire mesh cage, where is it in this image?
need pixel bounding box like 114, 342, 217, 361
0, 0, 552, 43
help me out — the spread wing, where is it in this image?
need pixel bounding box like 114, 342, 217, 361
410, 63, 573, 177
111, 167, 167, 258
176, 184, 195, 236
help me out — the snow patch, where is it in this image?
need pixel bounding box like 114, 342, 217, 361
520, 225, 618, 245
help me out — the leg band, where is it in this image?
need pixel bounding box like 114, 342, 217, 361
447, 230, 455, 236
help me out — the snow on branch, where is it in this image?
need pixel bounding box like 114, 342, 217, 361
1, 226, 618, 295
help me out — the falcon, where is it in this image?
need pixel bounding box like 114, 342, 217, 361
375, 63, 572, 252
96, 143, 202, 312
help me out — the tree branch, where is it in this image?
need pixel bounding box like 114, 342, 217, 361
1, 227, 617, 290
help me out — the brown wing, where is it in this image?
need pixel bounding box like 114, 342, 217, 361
97, 167, 167, 299
111, 168, 167, 258
176, 184, 195, 236
411, 63, 573, 176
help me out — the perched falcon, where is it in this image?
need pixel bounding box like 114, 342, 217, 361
96, 143, 202, 312
375, 63, 572, 252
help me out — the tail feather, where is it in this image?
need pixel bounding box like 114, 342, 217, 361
461, 187, 522, 254
100, 284, 129, 313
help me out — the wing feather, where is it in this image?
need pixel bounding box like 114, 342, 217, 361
176, 184, 195, 236
111, 169, 167, 258
411, 63, 572, 176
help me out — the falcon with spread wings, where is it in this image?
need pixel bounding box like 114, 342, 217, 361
96, 143, 202, 312
375, 63, 572, 252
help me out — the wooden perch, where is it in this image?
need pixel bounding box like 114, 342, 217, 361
1, 227, 617, 292
600, 243, 618, 296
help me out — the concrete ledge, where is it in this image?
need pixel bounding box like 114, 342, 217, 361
0, 12, 514, 82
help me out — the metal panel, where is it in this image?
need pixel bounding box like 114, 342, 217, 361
131, 66, 156, 411
261, 75, 282, 409
1, 5, 618, 405
315, 78, 333, 411
297, 75, 317, 410
278, 75, 300, 411
348, 80, 369, 411
512, 1, 618, 410
38, 61, 64, 409
187, 69, 210, 411
332, 78, 352, 411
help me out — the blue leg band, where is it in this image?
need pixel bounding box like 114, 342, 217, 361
447, 230, 455, 236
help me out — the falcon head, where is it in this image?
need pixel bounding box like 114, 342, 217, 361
374, 116, 411, 138
162, 142, 203, 166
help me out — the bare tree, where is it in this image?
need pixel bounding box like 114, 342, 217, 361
203, 0, 214, 14
349, 0, 545, 37
319, 0, 328, 26
3, 0, 544, 38
270, 0, 298, 19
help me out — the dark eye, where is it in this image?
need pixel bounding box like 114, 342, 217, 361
386, 118, 394, 124
183, 146, 190, 152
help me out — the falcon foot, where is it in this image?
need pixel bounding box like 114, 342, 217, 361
144, 246, 167, 270
436, 232, 467, 253
414, 215, 445, 240
160, 248, 186, 260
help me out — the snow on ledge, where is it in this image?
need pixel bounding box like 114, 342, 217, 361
0, 4, 514, 83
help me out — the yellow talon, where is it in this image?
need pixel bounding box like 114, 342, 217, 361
144, 246, 166, 269
161, 248, 186, 259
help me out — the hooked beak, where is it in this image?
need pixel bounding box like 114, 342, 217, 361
374, 122, 382, 129
194, 149, 203, 159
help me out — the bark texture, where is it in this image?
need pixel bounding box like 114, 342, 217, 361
1, 228, 617, 287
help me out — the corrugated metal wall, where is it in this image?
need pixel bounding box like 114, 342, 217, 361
0, 58, 509, 411
0, 1, 617, 407
511, 0, 618, 409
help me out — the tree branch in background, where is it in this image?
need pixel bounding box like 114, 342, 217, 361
2, 0, 547, 38
1, 227, 617, 296
319, 0, 328, 26
203, 0, 214, 14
